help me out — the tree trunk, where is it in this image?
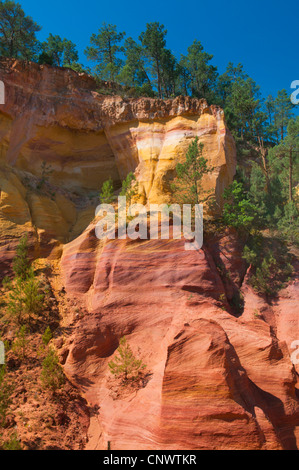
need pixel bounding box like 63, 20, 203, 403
258, 136, 272, 196
289, 147, 293, 202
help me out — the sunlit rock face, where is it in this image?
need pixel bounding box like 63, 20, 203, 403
0, 58, 236, 204
2, 60, 298, 451
60, 225, 299, 450
0, 58, 236, 274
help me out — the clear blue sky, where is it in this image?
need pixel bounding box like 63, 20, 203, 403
18, 0, 298, 102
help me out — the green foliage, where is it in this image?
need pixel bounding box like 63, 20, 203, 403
0, 0, 41, 59
139, 22, 167, 98
1, 432, 22, 450
246, 116, 299, 244
108, 336, 146, 382
180, 40, 218, 101
40, 34, 79, 67
7, 270, 44, 325
120, 172, 138, 205
243, 236, 293, 296
1, 275, 11, 290
38, 51, 54, 65
42, 326, 52, 346
85, 22, 125, 81
0, 365, 12, 427
171, 137, 213, 205
222, 180, 259, 232
12, 234, 31, 280
277, 200, 299, 245
118, 37, 151, 90
269, 89, 295, 142
40, 348, 64, 391
99, 178, 115, 204
12, 325, 29, 359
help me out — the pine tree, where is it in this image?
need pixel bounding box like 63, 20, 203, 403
40, 34, 78, 67
120, 172, 138, 206
85, 23, 125, 81
42, 326, 52, 346
273, 89, 295, 141
108, 337, 146, 382
118, 37, 151, 90
139, 22, 167, 98
171, 138, 213, 206
12, 325, 29, 359
0, 0, 41, 59
12, 234, 31, 280
181, 40, 218, 102
99, 178, 115, 204
40, 348, 64, 392
0, 365, 12, 427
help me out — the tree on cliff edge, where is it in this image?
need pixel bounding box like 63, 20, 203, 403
85, 22, 125, 81
139, 22, 167, 99
40, 34, 79, 67
0, 0, 41, 60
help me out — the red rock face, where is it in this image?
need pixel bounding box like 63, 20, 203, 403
61, 226, 299, 450
0, 59, 298, 450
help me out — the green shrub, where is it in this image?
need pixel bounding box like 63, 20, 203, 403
40, 348, 64, 392
7, 271, 44, 325
42, 327, 52, 346
171, 138, 213, 206
12, 235, 31, 280
120, 172, 138, 205
12, 325, 29, 359
222, 180, 259, 233
1, 276, 11, 290
243, 237, 293, 296
108, 336, 146, 382
99, 178, 115, 204
0, 366, 12, 427
1, 432, 22, 450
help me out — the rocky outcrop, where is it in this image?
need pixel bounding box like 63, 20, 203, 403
0, 58, 235, 206
60, 224, 299, 450
0, 59, 298, 450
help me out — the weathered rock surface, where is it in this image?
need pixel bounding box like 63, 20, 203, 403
0, 59, 298, 450
0, 58, 236, 205
60, 225, 299, 450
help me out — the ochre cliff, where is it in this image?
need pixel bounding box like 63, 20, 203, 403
60, 225, 299, 450
0, 60, 298, 450
0, 58, 235, 200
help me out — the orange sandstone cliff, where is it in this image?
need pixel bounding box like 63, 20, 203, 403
0, 59, 298, 450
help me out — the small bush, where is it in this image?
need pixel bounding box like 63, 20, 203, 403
222, 181, 259, 233
1, 432, 22, 450
12, 235, 31, 280
99, 178, 115, 204
0, 366, 12, 427
40, 348, 64, 392
42, 327, 52, 346
120, 172, 138, 205
12, 325, 29, 359
7, 271, 44, 325
108, 336, 146, 382
243, 236, 293, 296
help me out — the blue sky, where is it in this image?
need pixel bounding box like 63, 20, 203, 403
18, 0, 298, 103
